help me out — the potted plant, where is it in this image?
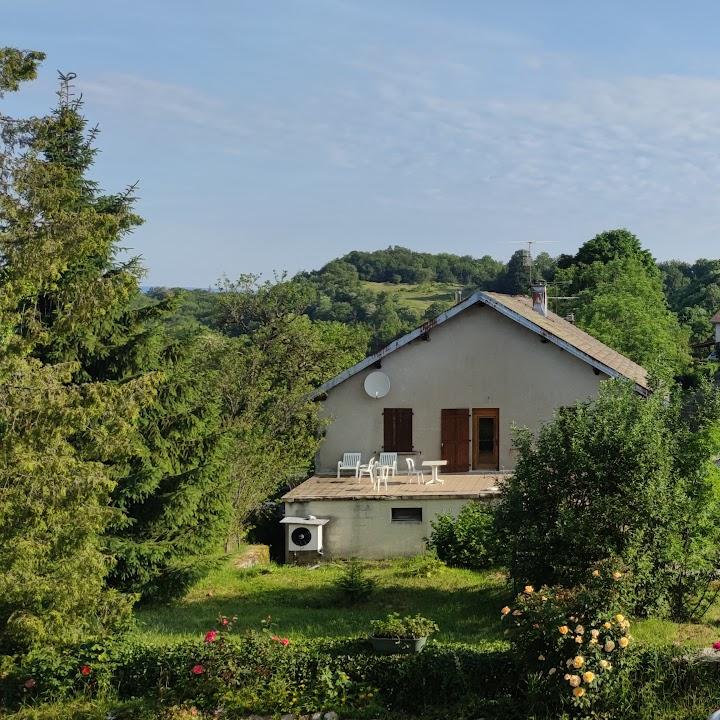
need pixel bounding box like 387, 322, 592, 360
369, 612, 438, 654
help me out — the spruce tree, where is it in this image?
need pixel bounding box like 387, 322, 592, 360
4, 60, 233, 603
0, 49, 152, 652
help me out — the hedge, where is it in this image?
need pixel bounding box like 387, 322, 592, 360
3, 638, 720, 719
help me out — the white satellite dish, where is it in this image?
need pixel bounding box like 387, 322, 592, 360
364, 371, 390, 399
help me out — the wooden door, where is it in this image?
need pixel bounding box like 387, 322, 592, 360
441, 409, 470, 472
472, 408, 499, 470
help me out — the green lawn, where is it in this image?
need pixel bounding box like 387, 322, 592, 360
133, 551, 720, 652
133, 554, 510, 648
360, 281, 464, 313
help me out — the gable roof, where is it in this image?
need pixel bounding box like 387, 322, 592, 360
311, 291, 650, 398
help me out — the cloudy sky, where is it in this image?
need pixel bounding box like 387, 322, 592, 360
4, 1, 720, 286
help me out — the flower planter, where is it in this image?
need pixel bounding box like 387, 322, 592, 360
369, 635, 428, 655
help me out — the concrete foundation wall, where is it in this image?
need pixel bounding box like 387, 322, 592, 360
284, 497, 488, 559
316, 304, 605, 474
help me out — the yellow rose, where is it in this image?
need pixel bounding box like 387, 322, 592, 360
612, 571, 623, 580
590, 629, 600, 638
575, 625, 584, 634
538, 654, 545, 661
619, 636, 629, 648
559, 625, 569, 635
568, 674, 581, 687
575, 635, 583, 644
603, 622, 612, 629
599, 659, 610, 669
592, 569, 600, 577
589, 638, 598, 645
604, 640, 616, 652
524, 585, 534, 594
564, 673, 571, 680
573, 687, 585, 698
582, 671, 595, 683
572, 655, 585, 669
615, 614, 625, 623
501, 606, 511, 616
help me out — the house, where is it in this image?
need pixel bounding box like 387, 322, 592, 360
282, 284, 649, 561
711, 311, 720, 360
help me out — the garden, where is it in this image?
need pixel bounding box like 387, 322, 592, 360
5, 554, 720, 719
6, 380, 720, 720
3, 46, 720, 720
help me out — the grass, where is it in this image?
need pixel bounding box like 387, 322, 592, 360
133, 553, 510, 648
361, 281, 464, 313
133, 550, 720, 653
633, 607, 720, 647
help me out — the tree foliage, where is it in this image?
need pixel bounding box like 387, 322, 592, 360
553, 230, 690, 375
208, 275, 369, 541
0, 51, 154, 650
496, 379, 720, 619
573, 258, 691, 374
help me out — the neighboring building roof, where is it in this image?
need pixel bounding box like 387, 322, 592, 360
282, 473, 505, 502
711, 310, 720, 324
311, 290, 650, 397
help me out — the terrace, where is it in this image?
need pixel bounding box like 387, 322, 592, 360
282, 471, 508, 502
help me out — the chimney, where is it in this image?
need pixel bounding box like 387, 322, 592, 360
531, 283, 548, 317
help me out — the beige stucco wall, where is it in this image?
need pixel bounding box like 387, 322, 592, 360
284, 497, 488, 559
316, 304, 606, 473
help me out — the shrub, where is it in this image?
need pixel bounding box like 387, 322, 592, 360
334, 559, 376, 604
427, 501, 497, 569
6, 630, 720, 719
395, 551, 445, 578
501, 565, 634, 717
369, 613, 439, 639
495, 379, 720, 619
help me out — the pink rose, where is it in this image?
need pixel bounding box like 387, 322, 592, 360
191, 664, 204, 675
80, 665, 91, 677
204, 630, 218, 643
713, 641, 720, 651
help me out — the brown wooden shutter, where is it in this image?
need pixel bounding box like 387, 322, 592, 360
383, 408, 413, 452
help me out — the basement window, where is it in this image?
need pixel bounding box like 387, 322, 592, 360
391, 507, 422, 523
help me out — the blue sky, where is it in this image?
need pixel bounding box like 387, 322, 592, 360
5, 1, 720, 286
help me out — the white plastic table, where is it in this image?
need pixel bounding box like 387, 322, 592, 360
421, 460, 448, 485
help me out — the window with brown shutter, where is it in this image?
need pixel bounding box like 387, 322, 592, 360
383, 408, 413, 452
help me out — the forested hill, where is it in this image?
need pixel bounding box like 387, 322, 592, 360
151, 232, 720, 373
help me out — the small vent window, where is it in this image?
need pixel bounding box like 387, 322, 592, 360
391, 507, 422, 522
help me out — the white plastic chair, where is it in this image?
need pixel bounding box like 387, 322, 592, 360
337, 452, 361, 478
405, 457, 425, 485
358, 456, 376, 482
378, 452, 398, 477
373, 464, 390, 493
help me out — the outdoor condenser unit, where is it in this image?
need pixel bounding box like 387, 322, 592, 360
280, 516, 329, 554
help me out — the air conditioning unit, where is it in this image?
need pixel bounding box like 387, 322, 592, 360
280, 516, 330, 554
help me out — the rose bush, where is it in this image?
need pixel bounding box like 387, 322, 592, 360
502, 564, 633, 716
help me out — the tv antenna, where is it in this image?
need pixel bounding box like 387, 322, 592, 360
509, 240, 557, 286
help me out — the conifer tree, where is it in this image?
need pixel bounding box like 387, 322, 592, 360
0, 49, 152, 652
2, 53, 234, 604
